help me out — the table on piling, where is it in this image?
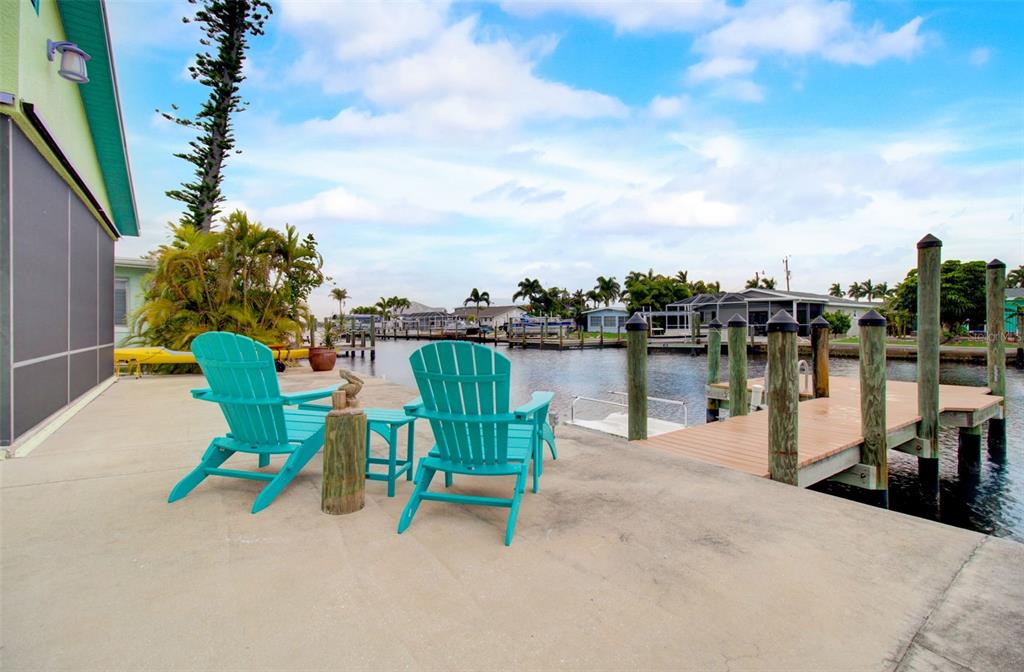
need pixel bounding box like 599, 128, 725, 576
636, 376, 1003, 487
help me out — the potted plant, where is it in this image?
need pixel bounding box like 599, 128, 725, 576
308, 316, 338, 372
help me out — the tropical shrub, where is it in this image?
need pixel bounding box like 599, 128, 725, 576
131, 211, 325, 349
822, 311, 852, 336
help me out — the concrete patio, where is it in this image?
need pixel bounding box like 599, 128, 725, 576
1, 369, 1022, 671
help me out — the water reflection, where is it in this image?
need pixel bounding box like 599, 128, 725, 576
335, 340, 1023, 542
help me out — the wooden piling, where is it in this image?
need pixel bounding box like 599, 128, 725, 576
986, 259, 1007, 448
767, 310, 799, 485
322, 390, 366, 515
810, 315, 830, 398
727, 314, 749, 417
706, 318, 722, 422
691, 312, 701, 345
858, 310, 889, 503
626, 313, 648, 441
916, 235, 941, 479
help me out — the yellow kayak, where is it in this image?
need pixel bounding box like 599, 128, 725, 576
114, 346, 310, 377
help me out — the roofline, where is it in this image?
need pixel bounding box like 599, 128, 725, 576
114, 256, 156, 269
99, 0, 139, 234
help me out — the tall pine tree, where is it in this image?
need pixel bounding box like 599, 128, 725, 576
161, 0, 272, 231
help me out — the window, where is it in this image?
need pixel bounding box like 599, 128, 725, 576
114, 278, 129, 325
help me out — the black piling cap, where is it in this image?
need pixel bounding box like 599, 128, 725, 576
917, 233, 942, 249
988, 259, 1006, 269
707, 318, 723, 330
766, 309, 799, 333
726, 314, 747, 328
810, 315, 830, 329
858, 309, 887, 327
625, 313, 648, 331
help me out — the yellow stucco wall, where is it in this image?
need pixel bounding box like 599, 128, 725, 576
1, 0, 114, 222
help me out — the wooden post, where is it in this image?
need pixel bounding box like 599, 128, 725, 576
626, 314, 648, 441
859, 310, 889, 505
599, 325, 604, 348
706, 318, 722, 423
540, 317, 547, 350
322, 389, 366, 515
810, 315, 830, 398
986, 259, 1007, 453
916, 234, 941, 490
691, 312, 701, 345
580, 321, 585, 348
767, 310, 799, 485
617, 323, 622, 345
559, 324, 564, 349
727, 314, 749, 417
369, 319, 376, 360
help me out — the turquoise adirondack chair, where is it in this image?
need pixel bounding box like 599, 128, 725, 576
168, 332, 337, 513
397, 341, 554, 546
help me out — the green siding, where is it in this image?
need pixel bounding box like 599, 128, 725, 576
57, 0, 137, 236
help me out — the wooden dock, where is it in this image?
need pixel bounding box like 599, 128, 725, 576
637, 376, 1003, 488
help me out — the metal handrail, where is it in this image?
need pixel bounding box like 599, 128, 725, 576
570, 395, 626, 424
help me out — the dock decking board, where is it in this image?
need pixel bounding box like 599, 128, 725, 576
637, 376, 1001, 485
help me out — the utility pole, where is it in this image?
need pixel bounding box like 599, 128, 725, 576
783, 256, 792, 292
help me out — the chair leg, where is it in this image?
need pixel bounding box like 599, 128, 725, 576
258, 453, 270, 468
397, 462, 437, 534
405, 422, 415, 481
445, 471, 453, 488
251, 440, 321, 514
505, 464, 528, 546
387, 426, 398, 497
168, 440, 232, 503
544, 424, 558, 460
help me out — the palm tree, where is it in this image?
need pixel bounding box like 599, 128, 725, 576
873, 281, 890, 299
594, 276, 621, 307
512, 277, 544, 307
745, 271, 764, 289
1006, 265, 1024, 288
860, 279, 875, 301
375, 296, 391, 322
330, 287, 348, 317
848, 282, 865, 301
674, 270, 689, 285
760, 277, 777, 289
828, 283, 844, 298
585, 289, 602, 309
463, 288, 491, 323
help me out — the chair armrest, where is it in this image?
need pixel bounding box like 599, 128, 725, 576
297, 403, 331, 412
404, 397, 424, 417
514, 391, 555, 421
280, 386, 337, 406
190, 387, 213, 400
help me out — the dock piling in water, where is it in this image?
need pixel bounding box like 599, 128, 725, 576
859, 310, 889, 506
986, 259, 1007, 453
706, 318, 722, 423
767, 310, 799, 485
916, 234, 942, 494
691, 312, 701, 345
810, 315, 830, 398
626, 313, 648, 441
727, 315, 749, 417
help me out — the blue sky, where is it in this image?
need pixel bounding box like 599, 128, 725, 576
108, 0, 1024, 315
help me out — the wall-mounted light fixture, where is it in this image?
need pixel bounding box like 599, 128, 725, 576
47, 40, 90, 84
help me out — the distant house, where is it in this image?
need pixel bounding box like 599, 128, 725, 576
2, 0, 139, 446
452, 305, 525, 330
395, 301, 448, 329
585, 306, 630, 333
113, 257, 155, 345
1007, 288, 1024, 335
668, 289, 881, 337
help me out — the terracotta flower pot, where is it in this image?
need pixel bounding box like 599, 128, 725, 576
308, 347, 337, 372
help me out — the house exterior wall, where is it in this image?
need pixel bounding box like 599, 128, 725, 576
586, 309, 628, 332
112, 261, 150, 345
0, 0, 113, 217
1, 120, 114, 446
826, 302, 881, 337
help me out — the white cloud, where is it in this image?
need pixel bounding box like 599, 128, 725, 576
713, 80, 765, 103
285, 15, 626, 136
264, 186, 381, 223
879, 139, 960, 163
279, 0, 450, 61
500, 0, 730, 32
969, 47, 991, 66
647, 95, 690, 119
685, 57, 757, 83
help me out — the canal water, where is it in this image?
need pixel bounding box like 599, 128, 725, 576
337, 340, 1023, 542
